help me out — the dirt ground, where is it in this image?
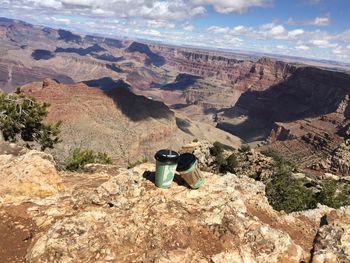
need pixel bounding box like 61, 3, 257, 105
0, 205, 38, 263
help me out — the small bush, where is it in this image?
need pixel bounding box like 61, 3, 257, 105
192, 138, 199, 142
261, 148, 284, 163
239, 144, 251, 153
210, 141, 238, 173
261, 148, 296, 172
65, 148, 112, 171
220, 153, 238, 173
210, 141, 225, 156
128, 158, 148, 169
317, 180, 350, 209
266, 170, 317, 213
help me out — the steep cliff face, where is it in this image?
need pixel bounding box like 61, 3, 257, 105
155, 50, 297, 111
234, 67, 350, 122
165, 51, 295, 92
0, 59, 74, 92
225, 67, 350, 171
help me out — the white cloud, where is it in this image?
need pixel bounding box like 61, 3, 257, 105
260, 22, 275, 30
338, 30, 350, 42
2, 0, 207, 21
148, 20, 176, 29
182, 23, 194, 31
332, 46, 349, 60
313, 17, 330, 26
206, 26, 230, 34
287, 16, 330, 26
190, 0, 271, 14
269, 25, 286, 35
134, 28, 161, 37
276, 45, 286, 49
1, 0, 349, 63
296, 45, 310, 50
48, 16, 72, 25
310, 39, 338, 48
1, 0, 272, 21
288, 29, 304, 38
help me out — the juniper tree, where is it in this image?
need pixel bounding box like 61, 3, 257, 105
0, 89, 61, 150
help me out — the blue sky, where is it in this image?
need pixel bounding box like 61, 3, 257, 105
0, 0, 349, 62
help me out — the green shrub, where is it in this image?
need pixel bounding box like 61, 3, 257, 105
128, 157, 148, 169
266, 170, 317, 213
210, 141, 225, 156
261, 148, 296, 172
261, 148, 284, 163
210, 141, 238, 173
210, 141, 235, 156
239, 144, 251, 153
220, 153, 238, 173
317, 180, 350, 209
0, 90, 61, 150
65, 148, 112, 171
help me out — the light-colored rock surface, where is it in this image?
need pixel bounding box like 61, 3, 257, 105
331, 141, 350, 176
27, 165, 309, 262
311, 208, 350, 263
18, 162, 349, 263
0, 143, 64, 204
0, 144, 349, 262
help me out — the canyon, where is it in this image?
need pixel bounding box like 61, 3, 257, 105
1, 17, 350, 263
1, 17, 350, 173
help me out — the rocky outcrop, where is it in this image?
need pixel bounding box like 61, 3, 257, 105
0, 142, 348, 262
0, 142, 64, 204
310, 210, 350, 262
267, 122, 298, 143
331, 141, 350, 175
10, 162, 346, 262
180, 140, 275, 179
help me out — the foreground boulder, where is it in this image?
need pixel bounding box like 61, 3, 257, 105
0, 143, 64, 204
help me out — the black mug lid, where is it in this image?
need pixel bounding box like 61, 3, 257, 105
176, 153, 197, 172
154, 149, 179, 164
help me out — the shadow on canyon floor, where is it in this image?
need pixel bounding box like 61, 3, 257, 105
219, 67, 350, 141
176, 117, 194, 135
216, 118, 273, 143
162, 73, 202, 91
232, 67, 350, 123
84, 77, 174, 122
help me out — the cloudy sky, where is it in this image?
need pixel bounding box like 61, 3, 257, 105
1, 0, 350, 62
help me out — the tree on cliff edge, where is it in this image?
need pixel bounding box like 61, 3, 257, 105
0, 89, 61, 150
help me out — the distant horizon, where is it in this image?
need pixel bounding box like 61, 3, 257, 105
1, 14, 350, 68
1, 0, 349, 63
